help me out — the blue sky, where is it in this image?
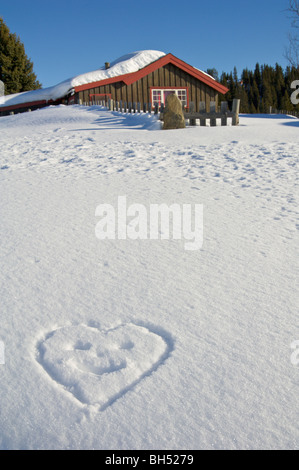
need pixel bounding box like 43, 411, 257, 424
0, 0, 294, 88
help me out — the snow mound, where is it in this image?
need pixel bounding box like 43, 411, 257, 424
71, 50, 166, 87
0, 50, 166, 108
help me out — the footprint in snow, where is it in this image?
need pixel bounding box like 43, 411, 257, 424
36, 322, 172, 411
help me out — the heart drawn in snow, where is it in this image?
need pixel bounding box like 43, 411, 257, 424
37, 323, 171, 410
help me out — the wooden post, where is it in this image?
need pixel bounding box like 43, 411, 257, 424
133, 102, 136, 113
210, 101, 216, 126
154, 103, 158, 114
160, 103, 165, 120
128, 102, 132, 113
199, 102, 206, 126
148, 103, 152, 114
124, 101, 127, 113
115, 101, 119, 112
221, 101, 228, 126
119, 100, 122, 113
137, 102, 141, 113
232, 99, 240, 125
189, 102, 196, 126
143, 102, 147, 113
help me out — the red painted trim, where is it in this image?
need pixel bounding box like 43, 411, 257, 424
149, 86, 188, 89
75, 76, 128, 92
0, 99, 48, 112
74, 53, 229, 95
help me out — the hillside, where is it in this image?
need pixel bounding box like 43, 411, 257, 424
0, 105, 298, 450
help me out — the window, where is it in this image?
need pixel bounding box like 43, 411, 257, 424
151, 88, 188, 108
152, 90, 162, 107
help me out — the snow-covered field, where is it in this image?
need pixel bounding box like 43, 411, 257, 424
0, 105, 298, 450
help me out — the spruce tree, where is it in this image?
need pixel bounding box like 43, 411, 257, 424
274, 64, 286, 109
0, 17, 41, 95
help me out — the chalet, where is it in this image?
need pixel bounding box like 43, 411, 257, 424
0, 51, 228, 117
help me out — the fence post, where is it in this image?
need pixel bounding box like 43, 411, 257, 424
137, 102, 141, 113
232, 99, 240, 126
221, 101, 228, 126
189, 102, 196, 126
199, 102, 206, 126
119, 100, 122, 113
148, 103, 152, 114
210, 102, 216, 126
154, 103, 158, 114
133, 102, 136, 113
128, 102, 132, 113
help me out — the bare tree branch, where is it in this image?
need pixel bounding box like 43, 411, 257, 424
285, 0, 299, 67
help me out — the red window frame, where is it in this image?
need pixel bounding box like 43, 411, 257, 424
150, 86, 189, 109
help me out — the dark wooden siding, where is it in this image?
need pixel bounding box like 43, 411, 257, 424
76, 64, 220, 111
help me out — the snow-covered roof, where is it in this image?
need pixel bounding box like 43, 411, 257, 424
0, 50, 166, 108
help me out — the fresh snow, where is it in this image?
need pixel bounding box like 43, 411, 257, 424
0, 50, 166, 108
0, 105, 298, 450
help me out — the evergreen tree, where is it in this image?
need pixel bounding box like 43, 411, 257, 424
253, 63, 262, 95
260, 65, 275, 112
206, 68, 219, 81
0, 17, 41, 95
280, 89, 292, 111
220, 61, 299, 115
274, 64, 286, 109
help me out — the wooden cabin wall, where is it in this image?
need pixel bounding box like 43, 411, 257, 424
76, 64, 220, 112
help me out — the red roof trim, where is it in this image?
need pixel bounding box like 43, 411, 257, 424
74, 53, 229, 95
0, 99, 48, 112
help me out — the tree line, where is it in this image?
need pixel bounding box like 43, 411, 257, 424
207, 65, 299, 114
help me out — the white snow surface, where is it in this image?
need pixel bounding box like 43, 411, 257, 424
0, 50, 166, 108
0, 105, 298, 450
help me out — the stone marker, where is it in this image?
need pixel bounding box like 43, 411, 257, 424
162, 94, 186, 130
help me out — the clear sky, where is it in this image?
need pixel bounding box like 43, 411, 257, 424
0, 0, 294, 88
